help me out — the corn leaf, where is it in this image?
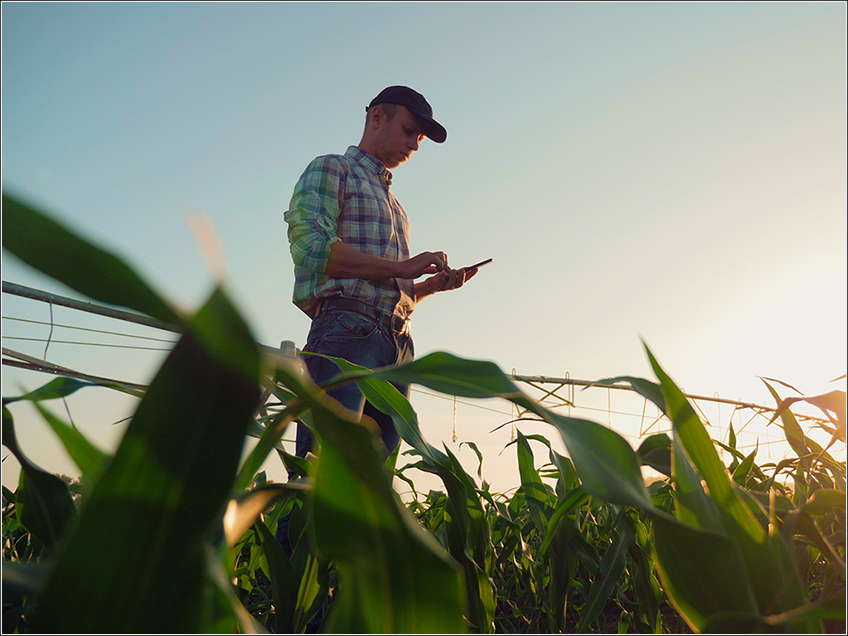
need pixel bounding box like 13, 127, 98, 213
333, 350, 526, 401
313, 407, 466, 633
650, 512, 758, 631
672, 432, 723, 531
799, 488, 846, 516
648, 346, 810, 625
637, 433, 672, 477
1, 191, 182, 328
577, 513, 636, 632
223, 483, 308, 548
516, 430, 552, 534
271, 361, 467, 633
542, 409, 654, 510
763, 379, 811, 467
30, 289, 261, 633
34, 404, 109, 483
589, 376, 667, 415
254, 518, 299, 634
2, 406, 76, 550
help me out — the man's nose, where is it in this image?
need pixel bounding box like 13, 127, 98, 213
409, 137, 419, 152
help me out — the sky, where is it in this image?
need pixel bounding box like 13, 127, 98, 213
2, 2, 846, 494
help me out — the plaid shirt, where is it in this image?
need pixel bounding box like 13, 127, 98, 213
285, 146, 415, 319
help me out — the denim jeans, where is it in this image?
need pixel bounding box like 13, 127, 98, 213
294, 306, 414, 461
277, 306, 413, 559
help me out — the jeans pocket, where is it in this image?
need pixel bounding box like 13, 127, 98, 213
324, 310, 379, 343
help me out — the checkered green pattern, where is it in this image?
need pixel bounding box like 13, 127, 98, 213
285, 146, 414, 319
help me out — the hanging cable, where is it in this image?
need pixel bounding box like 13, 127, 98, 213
3, 337, 172, 352
2, 316, 176, 343
452, 395, 457, 443
43, 301, 54, 361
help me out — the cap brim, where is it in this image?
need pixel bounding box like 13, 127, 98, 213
406, 107, 447, 143
427, 120, 447, 144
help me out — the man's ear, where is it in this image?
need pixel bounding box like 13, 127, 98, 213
369, 105, 385, 129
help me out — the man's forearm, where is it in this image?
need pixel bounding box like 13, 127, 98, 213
414, 277, 438, 303
326, 240, 404, 280
326, 240, 448, 282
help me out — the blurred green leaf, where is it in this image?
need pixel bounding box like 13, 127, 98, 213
648, 346, 809, 624
32, 402, 109, 483
589, 376, 666, 415
2, 406, 76, 550
274, 360, 467, 633
2, 191, 183, 328
319, 351, 498, 631
651, 513, 757, 632
254, 518, 299, 633
30, 288, 261, 633
702, 594, 845, 633
733, 448, 758, 486
799, 488, 846, 516
341, 350, 527, 401
2, 376, 142, 405
224, 482, 308, 548
543, 410, 653, 510
1, 561, 49, 598
637, 433, 672, 477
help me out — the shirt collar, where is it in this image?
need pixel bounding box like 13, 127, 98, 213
347, 145, 392, 187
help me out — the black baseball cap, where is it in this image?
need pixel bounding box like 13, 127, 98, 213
367, 86, 447, 143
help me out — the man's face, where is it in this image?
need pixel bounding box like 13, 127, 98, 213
372, 106, 428, 169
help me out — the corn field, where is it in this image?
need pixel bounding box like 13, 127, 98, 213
2, 191, 846, 634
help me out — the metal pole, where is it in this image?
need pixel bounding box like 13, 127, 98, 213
2, 280, 282, 356
509, 374, 828, 424
2, 281, 181, 333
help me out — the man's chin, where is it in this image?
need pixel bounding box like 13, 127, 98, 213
392, 153, 414, 169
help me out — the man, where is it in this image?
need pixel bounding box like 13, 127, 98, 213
284, 85, 478, 462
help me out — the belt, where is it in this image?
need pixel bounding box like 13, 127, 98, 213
319, 297, 410, 336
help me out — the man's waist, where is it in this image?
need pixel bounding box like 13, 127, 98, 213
316, 297, 411, 336
299, 279, 413, 316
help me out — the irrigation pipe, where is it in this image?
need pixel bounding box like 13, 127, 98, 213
2, 280, 836, 428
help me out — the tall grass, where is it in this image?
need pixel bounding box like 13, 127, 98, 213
2, 191, 845, 633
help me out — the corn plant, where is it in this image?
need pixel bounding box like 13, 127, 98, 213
2, 190, 845, 633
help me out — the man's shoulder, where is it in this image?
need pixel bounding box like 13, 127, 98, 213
306, 154, 352, 173
309, 152, 349, 166
294, 154, 352, 193
304, 152, 352, 175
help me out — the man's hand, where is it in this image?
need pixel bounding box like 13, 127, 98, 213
414, 265, 479, 302
398, 251, 449, 279
326, 241, 477, 303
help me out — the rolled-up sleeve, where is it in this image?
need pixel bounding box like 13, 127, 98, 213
284, 156, 346, 274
